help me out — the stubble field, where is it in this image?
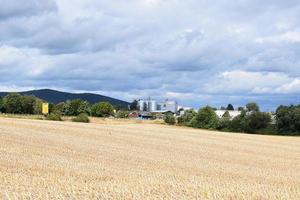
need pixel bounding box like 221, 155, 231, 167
0, 117, 299, 199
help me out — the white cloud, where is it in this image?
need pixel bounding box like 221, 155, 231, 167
275, 79, 300, 94
0, 46, 53, 77
256, 31, 300, 44
165, 92, 195, 99
205, 70, 300, 95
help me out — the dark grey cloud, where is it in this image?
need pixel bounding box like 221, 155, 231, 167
0, 0, 299, 110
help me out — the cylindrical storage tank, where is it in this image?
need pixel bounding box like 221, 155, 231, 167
149, 100, 157, 112
138, 100, 144, 111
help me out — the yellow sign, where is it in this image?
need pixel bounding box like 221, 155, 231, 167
42, 103, 49, 115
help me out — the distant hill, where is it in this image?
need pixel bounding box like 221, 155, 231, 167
0, 89, 130, 107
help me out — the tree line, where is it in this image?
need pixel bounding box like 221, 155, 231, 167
166, 103, 300, 136
0, 93, 129, 119
0, 93, 299, 135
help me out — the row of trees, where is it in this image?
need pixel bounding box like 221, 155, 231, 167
52, 99, 115, 117
0, 93, 43, 114
0, 93, 122, 118
167, 103, 299, 135
1, 93, 299, 134
219, 104, 244, 111
175, 104, 271, 133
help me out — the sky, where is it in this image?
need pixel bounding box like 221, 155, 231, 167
0, 0, 300, 111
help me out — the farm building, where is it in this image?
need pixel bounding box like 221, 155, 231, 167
138, 99, 178, 113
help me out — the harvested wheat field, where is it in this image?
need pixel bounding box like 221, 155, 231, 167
0, 118, 299, 200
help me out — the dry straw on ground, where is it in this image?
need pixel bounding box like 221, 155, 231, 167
0, 117, 299, 199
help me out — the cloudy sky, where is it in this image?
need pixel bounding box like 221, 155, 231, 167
0, 0, 300, 110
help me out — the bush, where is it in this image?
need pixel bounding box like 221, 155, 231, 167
91, 102, 114, 117
256, 124, 278, 135
164, 114, 176, 125
191, 106, 218, 129
72, 113, 90, 123
46, 113, 62, 121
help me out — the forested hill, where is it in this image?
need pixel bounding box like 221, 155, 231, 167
0, 89, 130, 107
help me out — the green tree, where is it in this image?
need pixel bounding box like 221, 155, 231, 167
164, 113, 176, 125
246, 102, 260, 112
3, 93, 23, 114
276, 105, 291, 132
91, 102, 114, 117
228, 109, 271, 133
0, 97, 4, 113
63, 99, 90, 116
247, 112, 271, 132
33, 98, 44, 115
293, 106, 300, 132
177, 109, 197, 126
53, 102, 66, 115
191, 106, 218, 129
48, 103, 55, 113
77, 100, 91, 115
276, 105, 300, 133
130, 100, 138, 110
227, 104, 234, 111
228, 110, 247, 132
217, 111, 231, 131
21, 95, 37, 114
114, 104, 127, 111
62, 100, 71, 115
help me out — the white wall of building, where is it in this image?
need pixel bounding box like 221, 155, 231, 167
149, 100, 157, 112
215, 110, 241, 119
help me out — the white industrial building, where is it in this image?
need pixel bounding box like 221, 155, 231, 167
138, 99, 178, 113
